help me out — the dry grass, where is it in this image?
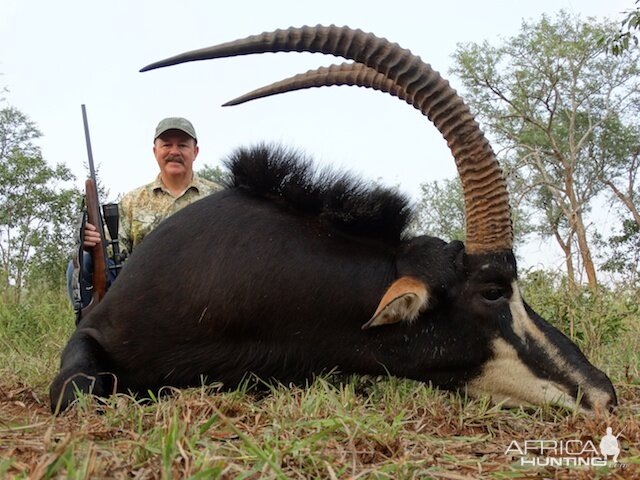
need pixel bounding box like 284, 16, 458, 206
1, 372, 639, 479
1, 289, 639, 478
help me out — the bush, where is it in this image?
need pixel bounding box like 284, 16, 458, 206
519, 269, 638, 359
0, 285, 74, 387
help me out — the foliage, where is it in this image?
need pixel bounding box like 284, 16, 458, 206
197, 163, 229, 185
599, 218, 640, 286
451, 11, 640, 289
0, 286, 73, 388
411, 178, 465, 241
0, 105, 81, 302
599, 148, 640, 285
599, 0, 640, 55
519, 269, 637, 360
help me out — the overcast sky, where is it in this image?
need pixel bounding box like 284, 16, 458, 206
0, 0, 632, 270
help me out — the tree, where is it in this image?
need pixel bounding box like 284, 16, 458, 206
603, 151, 640, 226
411, 178, 465, 241
0, 105, 80, 302
412, 176, 533, 252
599, 219, 640, 286
599, 0, 640, 55
451, 11, 640, 289
197, 164, 229, 184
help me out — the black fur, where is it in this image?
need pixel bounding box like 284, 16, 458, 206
49, 145, 616, 413
224, 144, 413, 242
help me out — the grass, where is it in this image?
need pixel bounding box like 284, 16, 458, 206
1, 287, 639, 478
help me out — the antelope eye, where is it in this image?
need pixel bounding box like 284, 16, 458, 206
481, 287, 508, 303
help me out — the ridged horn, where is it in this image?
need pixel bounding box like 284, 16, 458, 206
222, 62, 403, 106
141, 25, 513, 254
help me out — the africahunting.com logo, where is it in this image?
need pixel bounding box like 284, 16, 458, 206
505, 427, 625, 467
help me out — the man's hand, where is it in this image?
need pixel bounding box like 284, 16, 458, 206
83, 222, 102, 249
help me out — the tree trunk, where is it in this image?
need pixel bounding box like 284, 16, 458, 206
565, 167, 598, 290
573, 213, 598, 290
551, 226, 578, 291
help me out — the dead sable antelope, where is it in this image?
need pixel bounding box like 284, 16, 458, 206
50, 25, 616, 413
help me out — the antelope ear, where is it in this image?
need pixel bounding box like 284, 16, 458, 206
362, 276, 429, 330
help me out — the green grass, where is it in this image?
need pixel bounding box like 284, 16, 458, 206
1, 286, 639, 478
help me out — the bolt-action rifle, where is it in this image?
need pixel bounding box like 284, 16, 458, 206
76, 105, 124, 322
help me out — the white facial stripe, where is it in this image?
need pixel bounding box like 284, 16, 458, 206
508, 282, 529, 342
467, 338, 575, 409
509, 282, 585, 383
503, 284, 612, 410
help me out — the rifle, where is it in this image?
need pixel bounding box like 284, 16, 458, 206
76, 105, 123, 322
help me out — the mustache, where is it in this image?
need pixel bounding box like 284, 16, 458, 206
164, 155, 184, 164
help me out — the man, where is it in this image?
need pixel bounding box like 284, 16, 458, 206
69, 117, 223, 309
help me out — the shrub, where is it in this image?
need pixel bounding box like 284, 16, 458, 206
519, 269, 637, 359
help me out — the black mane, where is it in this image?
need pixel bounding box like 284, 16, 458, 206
223, 144, 413, 242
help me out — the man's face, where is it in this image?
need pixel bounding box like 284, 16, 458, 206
153, 130, 199, 178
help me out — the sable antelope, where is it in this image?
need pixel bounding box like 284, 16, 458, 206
50, 26, 616, 413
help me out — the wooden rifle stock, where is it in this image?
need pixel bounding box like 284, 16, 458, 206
76, 104, 109, 320
82, 177, 108, 315
76, 106, 125, 319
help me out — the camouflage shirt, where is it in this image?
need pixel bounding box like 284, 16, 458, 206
118, 173, 223, 254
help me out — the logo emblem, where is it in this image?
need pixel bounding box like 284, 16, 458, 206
599, 427, 621, 463
505, 427, 625, 467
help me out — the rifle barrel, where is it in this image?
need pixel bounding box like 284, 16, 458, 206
81, 104, 97, 181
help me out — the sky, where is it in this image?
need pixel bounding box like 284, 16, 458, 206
0, 0, 632, 271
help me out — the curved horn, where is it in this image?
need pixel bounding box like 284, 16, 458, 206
222, 62, 403, 106
141, 25, 512, 254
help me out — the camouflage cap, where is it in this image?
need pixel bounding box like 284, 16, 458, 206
154, 117, 197, 141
